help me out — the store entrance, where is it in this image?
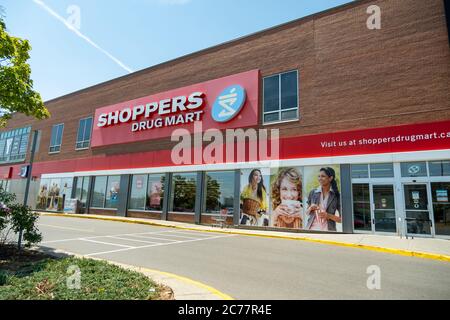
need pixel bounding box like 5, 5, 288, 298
352, 183, 397, 234
430, 182, 450, 237
372, 184, 397, 233
402, 184, 433, 237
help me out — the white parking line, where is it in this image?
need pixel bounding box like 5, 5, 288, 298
107, 236, 159, 245
41, 230, 185, 244
168, 230, 217, 237
137, 233, 201, 240
39, 223, 95, 233
80, 238, 135, 248
85, 234, 236, 257
125, 234, 180, 242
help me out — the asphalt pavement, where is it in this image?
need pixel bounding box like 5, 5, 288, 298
37, 215, 450, 300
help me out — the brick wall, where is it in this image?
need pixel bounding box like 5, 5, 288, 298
2, 0, 449, 166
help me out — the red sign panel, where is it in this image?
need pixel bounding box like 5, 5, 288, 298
91, 69, 260, 147
0, 166, 12, 179
26, 120, 450, 178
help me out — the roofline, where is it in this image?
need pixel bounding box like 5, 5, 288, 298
44, 0, 366, 105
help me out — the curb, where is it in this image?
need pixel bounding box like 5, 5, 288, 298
39, 212, 450, 263
44, 248, 234, 300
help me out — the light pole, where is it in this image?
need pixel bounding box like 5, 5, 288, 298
19, 129, 38, 249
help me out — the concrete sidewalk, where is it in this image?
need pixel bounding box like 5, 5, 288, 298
39, 212, 450, 262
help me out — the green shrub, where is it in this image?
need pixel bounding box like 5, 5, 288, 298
0, 187, 42, 249
0, 271, 7, 286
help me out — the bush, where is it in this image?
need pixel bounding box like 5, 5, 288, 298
0, 271, 7, 286
0, 257, 161, 300
0, 187, 42, 249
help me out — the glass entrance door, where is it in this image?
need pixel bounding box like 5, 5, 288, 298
372, 185, 397, 233
403, 184, 433, 236
431, 182, 450, 237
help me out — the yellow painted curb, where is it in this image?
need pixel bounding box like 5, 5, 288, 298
140, 267, 234, 300
39, 212, 450, 263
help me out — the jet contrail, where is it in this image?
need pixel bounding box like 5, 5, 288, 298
32, 0, 134, 73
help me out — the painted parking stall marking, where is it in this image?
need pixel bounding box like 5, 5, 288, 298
39, 228, 236, 257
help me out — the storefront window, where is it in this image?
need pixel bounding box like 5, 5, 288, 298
60, 178, 73, 207
129, 175, 148, 210
170, 173, 197, 213
105, 176, 121, 209
147, 174, 164, 211
36, 179, 50, 210
204, 171, 235, 215
36, 177, 72, 212
351, 164, 369, 179
370, 163, 394, 178
91, 176, 107, 208
81, 177, 89, 203
372, 185, 396, 233
352, 184, 371, 231
429, 160, 450, 177
75, 176, 90, 208
0, 179, 9, 191
431, 182, 450, 236
401, 162, 427, 177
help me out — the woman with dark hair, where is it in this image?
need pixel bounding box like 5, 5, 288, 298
305, 167, 342, 231
240, 169, 268, 226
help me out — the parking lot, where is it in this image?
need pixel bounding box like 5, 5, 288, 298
37, 215, 450, 300
40, 222, 235, 257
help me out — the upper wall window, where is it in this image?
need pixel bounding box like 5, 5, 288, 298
0, 126, 31, 164
76, 117, 93, 150
263, 70, 299, 124
49, 123, 64, 153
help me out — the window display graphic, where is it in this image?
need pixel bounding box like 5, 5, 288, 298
240, 169, 269, 226
36, 178, 72, 212
270, 167, 304, 229
304, 166, 342, 232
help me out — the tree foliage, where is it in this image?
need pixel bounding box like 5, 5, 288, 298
0, 13, 50, 127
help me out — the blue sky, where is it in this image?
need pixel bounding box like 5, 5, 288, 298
2, 0, 353, 101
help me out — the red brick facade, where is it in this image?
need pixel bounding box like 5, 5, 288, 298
2, 0, 449, 167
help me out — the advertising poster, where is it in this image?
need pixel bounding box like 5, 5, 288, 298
269, 167, 304, 229
303, 165, 343, 232
239, 168, 270, 227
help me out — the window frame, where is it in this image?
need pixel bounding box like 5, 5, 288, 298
49, 123, 64, 154
128, 173, 165, 213
169, 172, 197, 214
0, 126, 31, 163
90, 175, 121, 210
202, 170, 235, 216
262, 69, 299, 125
75, 117, 93, 150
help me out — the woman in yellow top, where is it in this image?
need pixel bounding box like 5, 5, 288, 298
240, 169, 269, 226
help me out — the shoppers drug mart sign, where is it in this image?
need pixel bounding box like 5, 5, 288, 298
91, 70, 259, 147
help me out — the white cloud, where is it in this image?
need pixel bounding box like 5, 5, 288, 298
32, 0, 133, 73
